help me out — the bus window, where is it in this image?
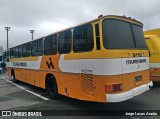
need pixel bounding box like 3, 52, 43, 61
17, 45, 22, 58
14, 46, 21, 58
12, 48, 16, 58
22, 44, 26, 57
44, 35, 57, 55
103, 19, 135, 49
31, 41, 37, 56
95, 24, 100, 50
31, 39, 43, 56
15, 47, 19, 58
58, 30, 71, 54
26, 43, 31, 57
38, 39, 43, 53
10, 48, 14, 58
73, 24, 93, 52
132, 24, 147, 49
22, 42, 31, 57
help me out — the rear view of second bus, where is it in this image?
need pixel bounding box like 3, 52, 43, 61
145, 29, 160, 81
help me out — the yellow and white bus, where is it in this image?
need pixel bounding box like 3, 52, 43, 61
7, 15, 152, 103
145, 29, 160, 81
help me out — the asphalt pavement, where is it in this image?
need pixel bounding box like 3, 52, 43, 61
0, 74, 160, 119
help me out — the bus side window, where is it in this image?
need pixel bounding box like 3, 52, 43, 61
22, 44, 26, 57
31, 39, 43, 56
44, 35, 57, 55
26, 42, 31, 57
58, 30, 72, 54
17, 45, 22, 58
95, 24, 101, 50
22, 43, 31, 57
10, 48, 14, 58
73, 24, 94, 52
15, 46, 19, 58
38, 39, 43, 55
12, 48, 16, 58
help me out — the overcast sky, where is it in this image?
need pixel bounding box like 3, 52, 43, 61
0, 0, 160, 50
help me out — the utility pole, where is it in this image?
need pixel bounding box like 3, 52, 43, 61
5, 27, 11, 50
5, 27, 11, 62
30, 30, 35, 40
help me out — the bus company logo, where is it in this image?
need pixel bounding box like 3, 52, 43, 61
46, 57, 54, 69
126, 59, 147, 65
13, 62, 27, 67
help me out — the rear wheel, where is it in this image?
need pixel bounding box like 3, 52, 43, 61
11, 71, 17, 83
46, 75, 59, 99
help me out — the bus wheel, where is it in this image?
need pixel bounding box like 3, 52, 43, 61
11, 71, 17, 83
46, 76, 59, 100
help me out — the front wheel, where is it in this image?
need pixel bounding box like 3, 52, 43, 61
46, 76, 59, 100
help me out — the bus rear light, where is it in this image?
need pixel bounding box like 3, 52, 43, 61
105, 83, 123, 92
113, 83, 123, 91
105, 85, 113, 92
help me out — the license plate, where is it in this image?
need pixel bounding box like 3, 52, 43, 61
135, 75, 142, 82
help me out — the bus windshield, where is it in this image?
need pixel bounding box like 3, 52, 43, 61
103, 19, 147, 49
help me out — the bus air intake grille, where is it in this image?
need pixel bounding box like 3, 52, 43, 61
81, 69, 95, 97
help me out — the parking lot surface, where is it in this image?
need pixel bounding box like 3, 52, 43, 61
0, 74, 160, 119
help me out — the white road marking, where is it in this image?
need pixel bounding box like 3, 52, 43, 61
1, 77, 49, 101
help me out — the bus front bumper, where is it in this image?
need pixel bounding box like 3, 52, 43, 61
106, 81, 153, 102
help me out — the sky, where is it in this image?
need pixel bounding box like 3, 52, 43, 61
0, 0, 160, 50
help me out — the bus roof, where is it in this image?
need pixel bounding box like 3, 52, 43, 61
46, 15, 143, 36
10, 15, 143, 49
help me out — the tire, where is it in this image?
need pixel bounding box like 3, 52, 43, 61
11, 71, 18, 83
46, 75, 59, 99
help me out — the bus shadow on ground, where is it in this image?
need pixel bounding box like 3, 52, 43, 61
15, 80, 47, 96
152, 82, 160, 89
